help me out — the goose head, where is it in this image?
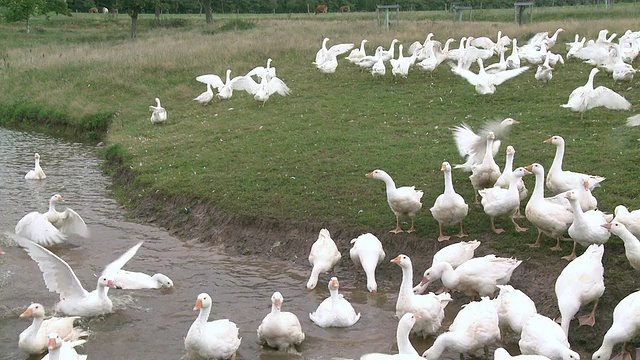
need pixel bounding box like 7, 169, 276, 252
506, 145, 515, 156
152, 273, 174, 288
544, 135, 564, 146
328, 277, 340, 291
564, 189, 578, 201
34, 153, 40, 161
524, 163, 544, 176
271, 291, 283, 310
390, 254, 411, 268
322, 37, 330, 49
513, 167, 530, 179
194, 293, 212, 311
501, 117, 520, 127
155, 97, 161, 107
50, 194, 64, 203
19, 303, 46, 319
441, 161, 452, 172
47, 333, 62, 352
98, 276, 118, 289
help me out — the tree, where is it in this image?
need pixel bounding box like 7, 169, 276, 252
203, 0, 213, 24
0, 0, 70, 34
119, 0, 152, 39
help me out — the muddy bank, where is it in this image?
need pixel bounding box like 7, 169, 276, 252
108, 161, 640, 355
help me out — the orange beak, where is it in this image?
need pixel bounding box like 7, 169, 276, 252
523, 168, 532, 175
419, 276, 429, 286
193, 298, 203, 311
331, 278, 339, 287
602, 223, 612, 230
19, 308, 32, 318
543, 137, 553, 144
525, 165, 533, 172
415, 315, 422, 320
365, 172, 373, 178
274, 298, 282, 307
564, 192, 571, 199
441, 164, 447, 171
106, 280, 117, 289
583, 180, 590, 191
47, 337, 57, 350
391, 256, 401, 263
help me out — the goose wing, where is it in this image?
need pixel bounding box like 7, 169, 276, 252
266, 77, 291, 96
451, 123, 482, 158
15, 212, 66, 247
327, 43, 355, 58
195, 74, 225, 89
246, 66, 276, 79
451, 66, 482, 86
102, 241, 143, 279
15, 236, 87, 300
490, 66, 529, 86
58, 209, 89, 238
232, 76, 260, 95
587, 86, 631, 110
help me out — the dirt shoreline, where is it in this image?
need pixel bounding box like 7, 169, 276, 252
108, 162, 640, 355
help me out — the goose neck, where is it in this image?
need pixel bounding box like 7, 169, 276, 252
329, 289, 341, 307
550, 142, 565, 173
196, 306, 211, 325
443, 170, 456, 195
482, 137, 495, 164
270, 304, 280, 315
568, 198, 584, 219
397, 324, 418, 355
399, 263, 415, 295
531, 170, 545, 200
503, 154, 514, 173
439, 263, 459, 289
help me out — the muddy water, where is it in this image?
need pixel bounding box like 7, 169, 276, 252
0, 128, 446, 360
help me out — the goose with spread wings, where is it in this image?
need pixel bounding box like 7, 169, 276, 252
451, 58, 529, 96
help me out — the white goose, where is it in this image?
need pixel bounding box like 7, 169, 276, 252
495, 285, 537, 335
392, 254, 452, 338
447, 37, 467, 62
310, 277, 361, 327
561, 68, 631, 119
193, 83, 214, 105
350, 233, 385, 293
371, 54, 386, 77
149, 97, 167, 124
409, 33, 434, 57
535, 53, 554, 83
246, 58, 276, 80
430, 162, 468, 242
360, 313, 422, 359
484, 48, 507, 74
314, 37, 354, 66
451, 118, 519, 172
418, 254, 522, 298
493, 146, 528, 210
479, 167, 530, 234
42, 333, 87, 360
185, 293, 241, 359
603, 221, 640, 271
555, 244, 605, 336
563, 190, 611, 261
25, 152, 46, 180
306, 228, 341, 291
544, 135, 606, 194
257, 291, 305, 351
413, 240, 481, 294
356, 46, 384, 69
196, 69, 244, 100
422, 297, 500, 360
452, 58, 529, 96
519, 314, 580, 360
523, 163, 574, 250
15, 194, 89, 247
14, 238, 140, 316
233, 73, 290, 107
19, 303, 89, 355
469, 132, 502, 204
346, 39, 368, 63
506, 39, 521, 69
366, 169, 423, 234
391, 44, 419, 78
112, 270, 173, 289
592, 290, 640, 360
380, 39, 399, 62
613, 205, 640, 238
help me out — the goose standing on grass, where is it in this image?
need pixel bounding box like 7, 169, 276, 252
366, 169, 423, 234
360, 313, 422, 359
15, 194, 89, 247
149, 97, 167, 124
524, 163, 574, 251
603, 221, 640, 270
418, 254, 522, 298
592, 290, 640, 360
19, 303, 89, 356
380, 39, 399, 62
193, 83, 214, 105
563, 190, 611, 261
479, 167, 530, 234
346, 39, 368, 63
350, 233, 385, 293
493, 146, 528, 213
41, 333, 87, 360
451, 118, 519, 172
310, 277, 361, 327
185, 293, 241, 359
544, 135, 606, 194
413, 240, 481, 295
452, 58, 529, 96
422, 297, 500, 360
233, 73, 290, 107
555, 244, 605, 337
313, 37, 354, 67
430, 162, 468, 242
391, 44, 420, 78
446, 37, 467, 62
25, 153, 46, 180
257, 291, 305, 351
469, 132, 502, 204
535, 53, 554, 83
392, 254, 452, 338
484, 48, 508, 74
495, 285, 537, 336
519, 314, 579, 360
246, 58, 276, 80
561, 68, 631, 120
613, 205, 640, 238
14, 238, 139, 317
306, 228, 341, 291
196, 69, 245, 100
356, 46, 384, 70
371, 54, 386, 77
506, 39, 521, 69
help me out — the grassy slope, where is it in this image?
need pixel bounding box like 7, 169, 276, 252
2, 6, 640, 350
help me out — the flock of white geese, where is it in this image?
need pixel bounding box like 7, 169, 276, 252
8, 27, 640, 360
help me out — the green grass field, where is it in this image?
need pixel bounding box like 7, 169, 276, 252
1, 6, 640, 241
